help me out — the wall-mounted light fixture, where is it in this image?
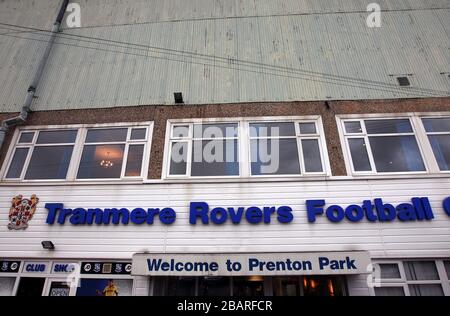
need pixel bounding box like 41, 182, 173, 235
41, 241, 55, 250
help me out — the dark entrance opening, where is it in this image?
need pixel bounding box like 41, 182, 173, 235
152, 275, 347, 296
16, 277, 45, 296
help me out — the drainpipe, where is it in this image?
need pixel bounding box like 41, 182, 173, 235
0, 0, 70, 151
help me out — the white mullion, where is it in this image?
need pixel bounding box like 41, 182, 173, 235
126, 126, 132, 141
241, 121, 250, 177
71, 127, 88, 181
361, 120, 377, 173
294, 122, 305, 175
403, 283, 411, 296
19, 144, 35, 180
414, 116, 437, 172
121, 127, 133, 178
141, 138, 150, 179
121, 142, 131, 178
186, 124, 193, 177
66, 128, 85, 181
413, 115, 441, 173
317, 117, 330, 175
435, 260, 450, 296
31, 130, 38, 144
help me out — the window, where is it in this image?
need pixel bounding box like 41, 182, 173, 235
397, 77, 411, 87
168, 123, 239, 177
342, 118, 426, 173
422, 118, 450, 171
340, 114, 450, 175
373, 260, 450, 296
250, 122, 324, 175
166, 118, 328, 178
3, 123, 151, 181
5, 130, 77, 180
77, 127, 147, 179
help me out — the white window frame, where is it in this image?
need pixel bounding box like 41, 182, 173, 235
371, 259, 450, 296
337, 112, 450, 177
166, 121, 241, 179
0, 122, 153, 182
162, 116, 331, 179
418, 115, 450, 173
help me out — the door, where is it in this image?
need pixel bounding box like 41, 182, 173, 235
16, 277, 46, 296
43, 278, 77, 296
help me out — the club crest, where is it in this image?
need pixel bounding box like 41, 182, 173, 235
8, 195, 39, 230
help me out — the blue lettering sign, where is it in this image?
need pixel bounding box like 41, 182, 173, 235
443, 197, 450, 217
25, 263, 46, 272
306, 197, 435, 223
44, 197, 443, 226
53, 264, 75, 273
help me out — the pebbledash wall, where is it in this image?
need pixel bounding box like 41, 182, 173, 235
0, 98, 449, 296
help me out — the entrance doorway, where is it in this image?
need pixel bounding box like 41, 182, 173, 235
16, 277, 46, 296
151, 275, 347, 296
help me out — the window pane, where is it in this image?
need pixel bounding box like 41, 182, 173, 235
130, 128, 146, 140
0, 277, 16, 296
378, 264, 401, 279
251, 139, 300, 175
365, 119, 413, 134
302, 139, 323, 172
37, 130, 77, 144
299, 123, 316, 134
169, 142, 187, 175
6, 148, 29, 178
125, 144, 144, 177
166, 277, 196, 296
344, 121, 362, 134
404, 261, 439, 281
374, 287, 405, 296
172, 126, 189, 138
348, 138, 372, 171
409, 284, 444, 296
198, 277, 230, 296
18, 132, 34, 143
77, 144, 125, 179
191, 140, 239, 176
76, 279, 132, 296
193, 124, 238, 138
250, 122, 295, 137
444, 261, 450, 280
428, 135, 450, 171
369, 136, 425, 172
85, 128, 127, 143
25, 146, 74, 179
422, 118, 450, 133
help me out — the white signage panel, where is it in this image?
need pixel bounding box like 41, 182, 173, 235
132, 252, 371, 276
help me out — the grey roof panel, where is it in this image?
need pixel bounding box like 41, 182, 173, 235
0, 0, 449, 112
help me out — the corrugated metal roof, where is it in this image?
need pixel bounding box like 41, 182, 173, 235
0, 0, 449, 112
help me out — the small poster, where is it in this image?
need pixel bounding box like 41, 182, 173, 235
75, 279, 132, 296
49, 282, 71, 296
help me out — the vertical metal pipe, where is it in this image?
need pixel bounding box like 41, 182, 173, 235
0, 0, 70, 152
